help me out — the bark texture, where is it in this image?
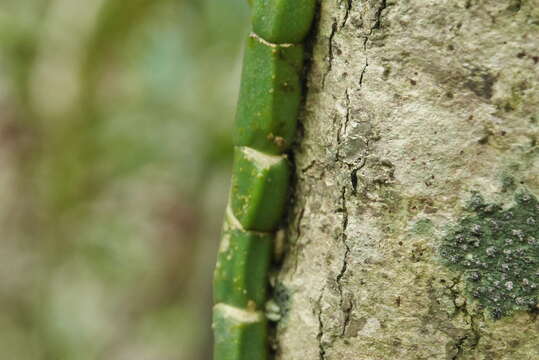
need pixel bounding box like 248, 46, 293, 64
274, 1, 539, 359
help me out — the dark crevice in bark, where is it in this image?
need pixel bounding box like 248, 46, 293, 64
452, 335, 468, 360
335, 114, 344, 160
350, 156, 367, 195
300, 160, 317, 173
336, 186, 350, 286
287, 0, 324, 280
322, 21, 338, 89
316, 289, 327, 360
295, 207, 305, 242
291, 206, 305, 276
358, 58, 369, 88
343, 89, 351, 134
351, 168, 359, 194
336, 186, 351, 337
372, 0, 387, 31
340, 0, 353, 29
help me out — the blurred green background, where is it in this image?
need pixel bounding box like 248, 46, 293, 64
0, 0, 250, 358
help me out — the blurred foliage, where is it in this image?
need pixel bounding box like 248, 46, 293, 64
0, 0, 249, 359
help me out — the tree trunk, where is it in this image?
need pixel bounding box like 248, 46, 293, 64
274, 1, 539, 359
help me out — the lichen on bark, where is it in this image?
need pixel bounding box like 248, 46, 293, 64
439, 191, 539, 320
273, 0, 539, 359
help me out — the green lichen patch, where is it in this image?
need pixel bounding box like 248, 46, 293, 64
413, 218, 434, 236
439, 191, 539, 320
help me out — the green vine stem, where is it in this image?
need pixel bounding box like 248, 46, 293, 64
212, 0, 317, 359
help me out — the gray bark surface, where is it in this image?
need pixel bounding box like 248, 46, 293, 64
274, 1, 539, 359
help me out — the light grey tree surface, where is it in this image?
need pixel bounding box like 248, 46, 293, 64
274, 1, 539, 359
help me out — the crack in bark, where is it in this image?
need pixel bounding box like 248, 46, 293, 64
322, 21, 338, 89
330, 0, 393, 339
350, 157, 366, 195
336, 187, 350, 285
316, 289, 327, 360
371, 0, 386, 31
335, 115, 344, 160
340, 0, 353, 29
359, 0, 387, 88
295, 207, 305, 240
336, 186, 351, 335
335, 88, 351, 161
323, 1, 387, 89
343, 88, 351, 134
301, 160, 317, 173
452, 335, 468, 360
359, 57, 368, 88
291, 206, 306, 276
300, 159, 325, 180
334, 0, 389, 340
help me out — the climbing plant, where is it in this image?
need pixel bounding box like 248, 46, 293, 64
212, 0, 317, 359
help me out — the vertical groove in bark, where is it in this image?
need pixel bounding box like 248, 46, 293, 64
274, 0, 539, 359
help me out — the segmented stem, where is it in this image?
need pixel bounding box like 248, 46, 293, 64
212, 1, 317, 359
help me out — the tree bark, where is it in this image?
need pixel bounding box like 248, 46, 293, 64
274, 1, 539, 359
